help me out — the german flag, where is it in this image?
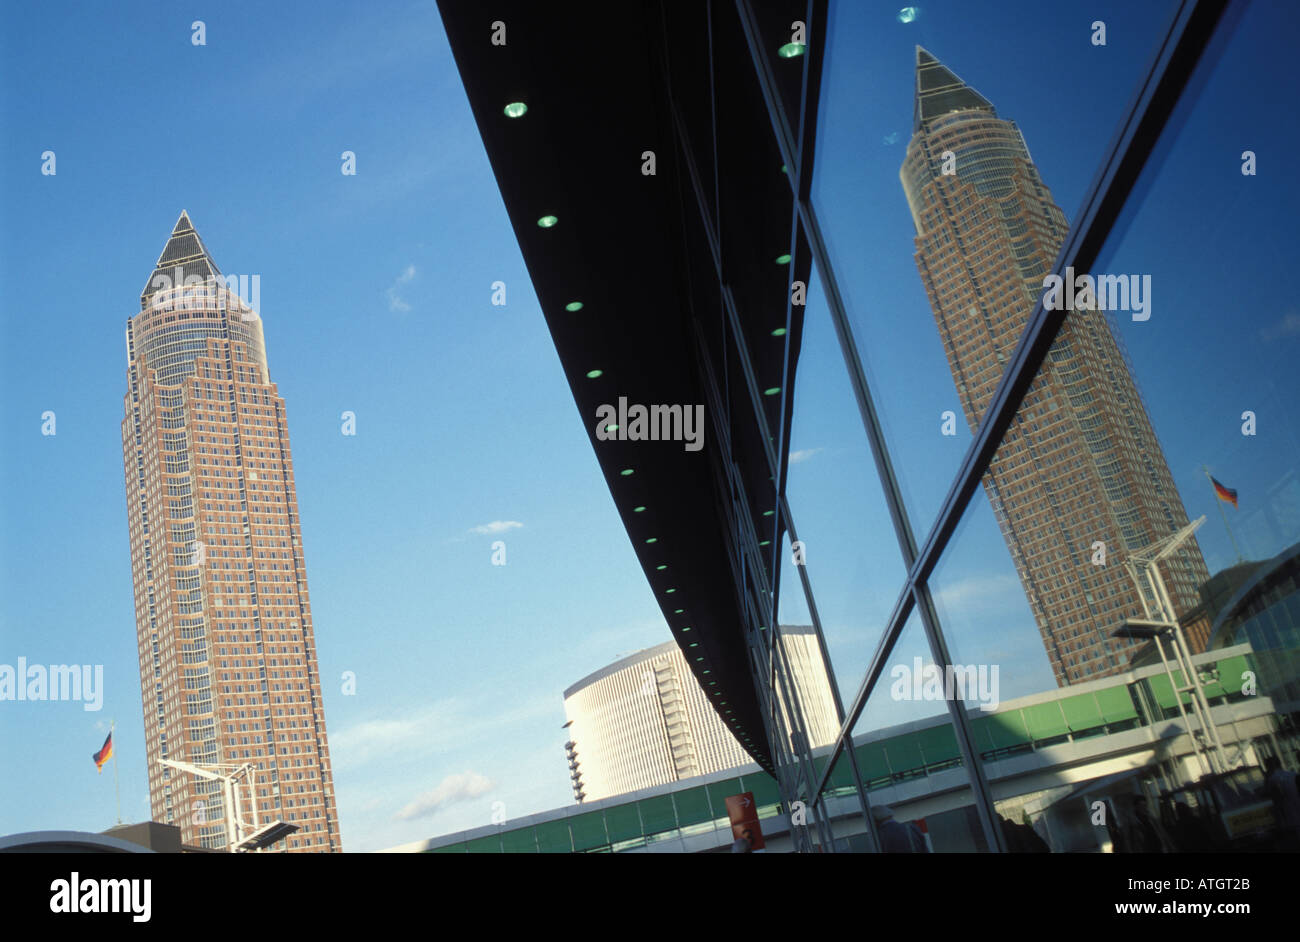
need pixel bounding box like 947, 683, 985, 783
1211, 476, 1238, 509
92, 732, 113, 774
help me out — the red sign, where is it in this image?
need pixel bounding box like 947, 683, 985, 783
725, 791, 765, 850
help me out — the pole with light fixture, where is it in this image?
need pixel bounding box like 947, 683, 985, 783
1114, 516, 1230, 778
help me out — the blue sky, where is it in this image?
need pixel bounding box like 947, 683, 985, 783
1, 1, 1297, 851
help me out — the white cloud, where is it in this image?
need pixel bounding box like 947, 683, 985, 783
387, 264, 416, 312
1261, 310, 1300, 341
328, 695, 557, 771
789, 447, 823, 464
931, 572, 1025, 616
469, 520, 523, 535
395, 771, 495, 821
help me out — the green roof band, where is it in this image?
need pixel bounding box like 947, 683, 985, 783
503, 102, 528, 118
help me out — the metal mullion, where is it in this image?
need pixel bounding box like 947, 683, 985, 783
733, 0, 799, 192
910, 582, 1006, 852
778, 495, 846, 725
811, 582, 912, 807
766, 606, 832, 849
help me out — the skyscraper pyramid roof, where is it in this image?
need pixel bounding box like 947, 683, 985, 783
140, 210, 222, 309
914, 46, 995, 132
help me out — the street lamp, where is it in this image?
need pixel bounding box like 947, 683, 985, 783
1115, 516, 1230, 778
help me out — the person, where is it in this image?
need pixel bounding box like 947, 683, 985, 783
872, 804, 929, 852
730, 827, 753, 853
1263, 755, 1300, 850
1171, 801, 1213, 853
1129, 796, 1164, 853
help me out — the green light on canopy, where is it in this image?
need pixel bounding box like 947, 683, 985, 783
585, 369, 602, 379
604, 424, 618, 433
759, 540, 770, 546
645, 537, 657, 544
762, 510, 774, 517
537, 215, 558, 228
702, 670, 711, 675
775, 253, 792, 264
763, 387, 781, 396
656, 565, 666, 571
620, 468, 634, 476
688, 642, 698, 647
503, 102, 528, 118
565, 301, 583, 312
633, 505, 645, 512
665, 588, 676, 594
674, 609, 684, 614
778, 42, 805, 58
771, 327, 787, 337
780, 164, 788, 174
680, 624, 690, 629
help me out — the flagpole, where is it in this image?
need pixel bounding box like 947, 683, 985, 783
111, 718, 122, 825
1204, 466, 1244, 563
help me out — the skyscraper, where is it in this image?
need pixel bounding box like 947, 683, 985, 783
121, 212, 341, 850
901, 49, 1209, 685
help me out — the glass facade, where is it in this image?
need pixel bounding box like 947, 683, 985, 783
729, 0, 1300, 852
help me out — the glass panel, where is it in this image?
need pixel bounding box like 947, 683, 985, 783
706, 777, 745, 821
570, 812, 608, 852
811, 0, 1180, 536
501, 827, 537, 853
842, 610, 990, 852
673, 786, 712, 828
778, 264, 906, 721
932, 0, 1300, 849
534, 820, 573, 853
603, 804, 642, 845
637, 794, 678, 836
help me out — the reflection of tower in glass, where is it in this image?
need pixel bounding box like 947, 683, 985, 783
900, 48, 1209, 685
122, 212, 341, 849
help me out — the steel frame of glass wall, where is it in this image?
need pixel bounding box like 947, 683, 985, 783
713, 0, 1234, 852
